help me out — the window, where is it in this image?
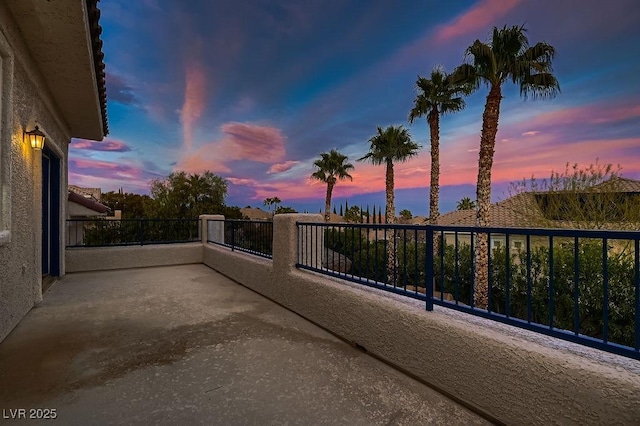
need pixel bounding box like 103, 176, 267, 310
491, 239, 504, 250
512, 240, 523, 250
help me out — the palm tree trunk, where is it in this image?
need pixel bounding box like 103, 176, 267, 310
428, 110, 440, 224
474, 84, 502, 309
324, 181, 334, 222
385, 160, 397, 284
428, 111, 442, 287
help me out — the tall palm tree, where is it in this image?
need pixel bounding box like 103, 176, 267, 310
310, 149, 354, 222
408, 66, 469, 224
359, 125, 420, 284
455, 25, 560, 308
359, 125, 420, 225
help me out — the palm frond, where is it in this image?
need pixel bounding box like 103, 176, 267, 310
520, 72, 560, 100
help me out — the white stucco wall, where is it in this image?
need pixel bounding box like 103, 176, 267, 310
0, 3, 72, 342
202, 214, 640, 425
66, 243, 203, 273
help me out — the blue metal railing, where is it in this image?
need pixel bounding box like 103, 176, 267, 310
297, 221, 640, 360
206, 219, 273, 259
66, 218, 201, 247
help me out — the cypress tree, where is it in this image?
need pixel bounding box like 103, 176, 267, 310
372, 205, 376, 224
339, 204, 343, 216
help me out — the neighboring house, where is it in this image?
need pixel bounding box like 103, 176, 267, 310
67, 190, 109, 248
68, 184, 102, 202
0, 0, 107, 341
68, 191, 109, 218
437, 177, 640, 250
240, 207, 271, 221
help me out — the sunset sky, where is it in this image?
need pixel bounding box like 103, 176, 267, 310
69, 0, 640, 215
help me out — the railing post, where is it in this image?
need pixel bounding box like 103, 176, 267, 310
273, 214, 322, 273
425, 226, 434, 311
200, 214, 224, 244
139, 219, 145, 246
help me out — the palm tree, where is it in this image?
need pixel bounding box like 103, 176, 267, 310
310, 149, 354, 222
359, 125, 420, 224
263, 197, 281, 214
408, 66, 469, 224
456, 197, 476, 211
359, 125, 420, 284
455, 25, 560, 308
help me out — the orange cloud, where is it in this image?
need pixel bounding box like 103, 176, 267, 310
180, 61, 207, 150
433, 0, 521, 43
175, 147, 231, 174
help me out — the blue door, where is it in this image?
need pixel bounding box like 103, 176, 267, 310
42, 147, 60, 277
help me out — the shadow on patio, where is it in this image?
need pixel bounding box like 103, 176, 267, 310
0, 264, 488, 425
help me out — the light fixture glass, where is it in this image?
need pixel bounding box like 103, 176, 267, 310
25, 125, 45, 150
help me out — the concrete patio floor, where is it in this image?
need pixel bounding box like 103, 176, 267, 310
0, 264, 489, 425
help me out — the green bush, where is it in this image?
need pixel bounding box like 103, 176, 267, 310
329, 228, 636, 348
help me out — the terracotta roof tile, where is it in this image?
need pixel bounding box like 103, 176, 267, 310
86, 0, 108, 135
68, 191, 109, 214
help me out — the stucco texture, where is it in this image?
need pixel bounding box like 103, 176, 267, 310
65, 243, 204, 273
203, 214, 640, 425
0, 2, 72, 342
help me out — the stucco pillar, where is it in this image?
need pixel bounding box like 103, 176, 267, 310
273, 214, 322, 273
199, 215, 224, 244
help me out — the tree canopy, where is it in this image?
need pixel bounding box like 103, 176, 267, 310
148, 171, 229, 219
101, 190, 151, 219
311, 149, 354, 222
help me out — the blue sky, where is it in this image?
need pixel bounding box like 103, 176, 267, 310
69, 0, 640, 215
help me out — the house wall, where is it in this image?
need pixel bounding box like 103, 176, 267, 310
0, 3, 71, 342
202, 214, 640, 425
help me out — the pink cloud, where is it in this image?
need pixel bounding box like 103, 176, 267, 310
180, 61, 208, 150
72, 138, 131, 152
434, 0, 521, 43
521, 131, 540, 137
525, 100, 640, 128
218, 122, 286, 163
267, 161, 299, 174
175, 122, 286, 174
68, 158, 162, 194
227, 177, 255, 186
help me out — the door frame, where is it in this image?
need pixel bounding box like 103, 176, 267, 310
42, 145, 61, 278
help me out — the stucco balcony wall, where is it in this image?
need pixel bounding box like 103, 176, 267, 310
202, 214, 640, 425
66, 242, 203, 273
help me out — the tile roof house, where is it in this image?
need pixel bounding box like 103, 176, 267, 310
0, 0, 107, 342
437, 177, 640, 231
68, 191, 109, 217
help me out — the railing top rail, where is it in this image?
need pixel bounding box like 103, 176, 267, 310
210, 218, 272, 222
296, 221, 640, 239
67, 218, 200, 222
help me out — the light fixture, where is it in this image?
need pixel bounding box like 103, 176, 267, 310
25, 125, 46, 150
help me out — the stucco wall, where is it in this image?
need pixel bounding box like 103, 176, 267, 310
203, 214, 640, 425
0, 3, 71, 342
66, 243, 203, 273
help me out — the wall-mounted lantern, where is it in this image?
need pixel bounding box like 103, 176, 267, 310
25, 125, 46, 150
